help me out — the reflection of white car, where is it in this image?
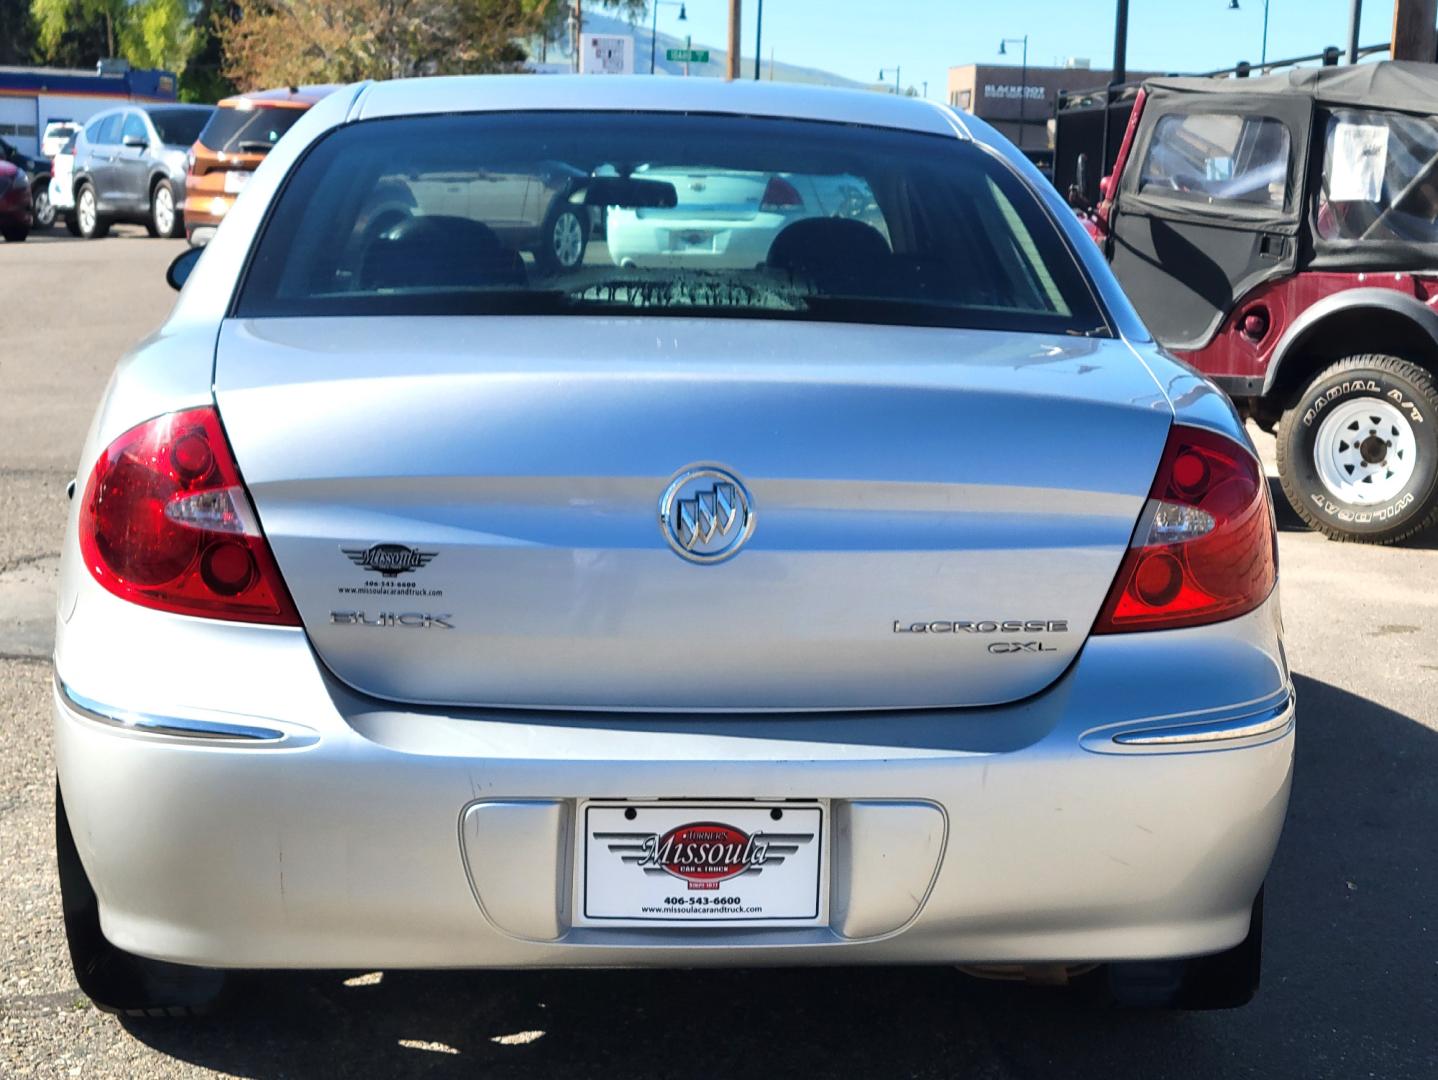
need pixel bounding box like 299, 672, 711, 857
606, 169, 884, 269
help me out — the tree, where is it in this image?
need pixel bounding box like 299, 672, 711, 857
0, 0, 38, 64
30, 0, 197, 71
218, 0, 566, 89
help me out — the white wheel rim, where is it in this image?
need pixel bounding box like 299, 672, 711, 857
79, 190, 94, 232
553, 212, 584, 266
1313, 397, 1418, 505
155, 187, 173, 233
34, 191, 52, 225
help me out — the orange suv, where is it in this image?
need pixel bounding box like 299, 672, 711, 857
184, 85, 337, 245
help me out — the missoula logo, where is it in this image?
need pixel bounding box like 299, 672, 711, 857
640, 823, 772, 891
341, 544, 437, 578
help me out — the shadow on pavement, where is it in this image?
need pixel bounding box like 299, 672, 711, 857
121, 673, 1437, 1079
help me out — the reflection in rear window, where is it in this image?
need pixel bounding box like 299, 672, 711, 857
199, 106, 304, 154
149, 107, 213, 148
236, 112, 1107, 335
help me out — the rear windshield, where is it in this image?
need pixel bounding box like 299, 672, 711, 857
236, 112, 1107, 335
199, 105, 305, 154
148, 107, 213, 148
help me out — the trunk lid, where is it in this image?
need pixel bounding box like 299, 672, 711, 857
214, 317, 1170, 711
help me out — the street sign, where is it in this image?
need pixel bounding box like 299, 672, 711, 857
666, 48, 710, 63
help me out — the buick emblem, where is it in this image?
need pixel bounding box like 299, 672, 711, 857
659, 466, 755, 564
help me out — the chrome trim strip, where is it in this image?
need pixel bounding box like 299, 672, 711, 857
1112, 696, 1293, 747
56, 677, 286, 742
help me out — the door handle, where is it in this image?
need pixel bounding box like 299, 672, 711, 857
1258, 233, 1289, 259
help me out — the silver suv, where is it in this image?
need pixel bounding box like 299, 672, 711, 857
70, 104, 213, 239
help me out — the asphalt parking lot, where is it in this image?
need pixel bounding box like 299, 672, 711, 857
1, 230, 1435, 1079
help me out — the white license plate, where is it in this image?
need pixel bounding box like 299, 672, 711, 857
578, 802, 825, 927
668, 229, 715, 252
223, 170, 253, 194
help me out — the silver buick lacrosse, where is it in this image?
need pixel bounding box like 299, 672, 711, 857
53, 75, 1290, 1015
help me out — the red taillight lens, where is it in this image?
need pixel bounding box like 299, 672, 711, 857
760, 175, 804, 212
1093, 425, 1276, 634
78, 407, 299, 625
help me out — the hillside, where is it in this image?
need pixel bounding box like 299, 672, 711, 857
538, 12, 870, 87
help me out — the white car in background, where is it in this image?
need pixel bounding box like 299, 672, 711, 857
41, 121, 82, 160
606, 167, 887, 269
48, 133, 78, 232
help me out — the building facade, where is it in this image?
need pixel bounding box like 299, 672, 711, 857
947, 63, 1163, 152
0, 65, 177, 157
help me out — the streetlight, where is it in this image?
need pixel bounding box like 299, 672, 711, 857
998, 35, 1029, 150
650, 0, 687, 75
1228, 0, 1271, 67
877, 65, 902, 95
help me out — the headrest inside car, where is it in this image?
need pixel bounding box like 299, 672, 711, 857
361, 214, 527, 292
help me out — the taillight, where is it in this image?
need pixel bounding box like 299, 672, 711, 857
1093, 425, 1276, 633
78, 407, 299, 625
760, 175, 804, 212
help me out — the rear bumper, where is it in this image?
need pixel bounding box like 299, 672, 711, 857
47, 177, 73, 211
54, 591, 1293, 971
182, 194, 231, 231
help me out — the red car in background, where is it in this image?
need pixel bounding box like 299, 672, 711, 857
184, 85, 337, 245
0, 160, 33, 242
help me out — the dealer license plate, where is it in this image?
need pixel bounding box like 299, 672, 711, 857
577, 802, 826, 927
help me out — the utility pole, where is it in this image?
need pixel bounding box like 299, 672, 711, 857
727, 0, 742, 80
1111, 0, 1128, 86
573, 0, 583, 72
1347, 0, 1363, 63
1391, 0, 1437, 61
754, 0, 763, 79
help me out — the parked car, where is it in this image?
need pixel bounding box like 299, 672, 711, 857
71, 104, 214, 240
0, 160, 32, 241
56, 77, 1289, 1018
0, 136, 52, 229
606, 167, 886, 269
184, 85, 337, 246
335, 157, 600, 275
48, 133, 78, 234
1073, 60, 1438, 543
41, 120, 82, 160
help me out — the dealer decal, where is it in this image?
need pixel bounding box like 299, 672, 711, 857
600, 821, 815, 891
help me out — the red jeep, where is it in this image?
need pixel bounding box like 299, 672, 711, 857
1079, 61, 1438, 544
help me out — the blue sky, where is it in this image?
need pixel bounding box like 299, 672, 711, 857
646, 0, 1399, 95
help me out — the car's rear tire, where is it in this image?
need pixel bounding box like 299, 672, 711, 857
1277, 354, 1438, 544
1099, 889, 1264, 1010
32, 187, 55, 229
537, 203, 588, 275
148, 180, 182, 239
1, 224, 27, 242
56, 783, 227, 1017
75, 183, 108, 239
